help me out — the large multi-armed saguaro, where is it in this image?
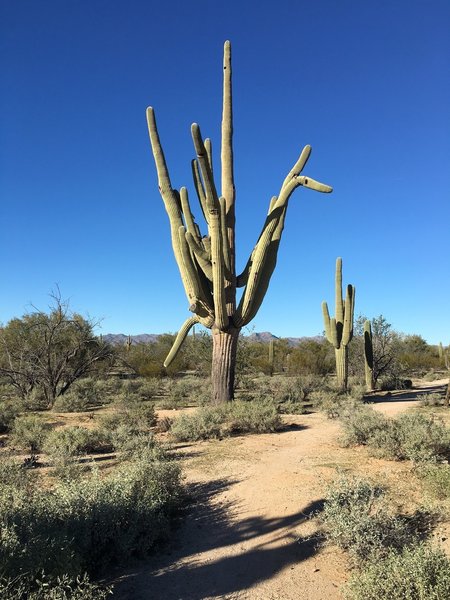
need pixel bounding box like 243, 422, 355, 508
147, 41, 332, 403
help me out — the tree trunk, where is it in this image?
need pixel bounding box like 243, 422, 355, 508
445, 377, 450, 408
335, 346, 348, 392
211, 327, 240, 403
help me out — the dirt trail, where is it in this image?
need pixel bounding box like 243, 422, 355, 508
112, 381, 448, 600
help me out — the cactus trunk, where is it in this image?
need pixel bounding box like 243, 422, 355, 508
335, 346, 348, 391
211, 327, 240, 404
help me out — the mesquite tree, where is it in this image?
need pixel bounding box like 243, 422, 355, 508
146, 41, 332, 403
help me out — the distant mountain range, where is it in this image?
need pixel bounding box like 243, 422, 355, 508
102, 332, 323, 347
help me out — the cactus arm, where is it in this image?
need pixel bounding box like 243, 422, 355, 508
282, 145, 312, 188
236, 262, 250, 287
205, 138, 213, 174
163, 316, 200, 367
191, 124, 220, 212
179, 187, 201, 242
185, 231, 213, 281
322, 301, 332, 341
201, 235, 211, 258
268, 195, 278, 215
191, 159, 208, 224
335, 258, 344, 325
342, 284, 355, 345
296, 176, 333, 193
221, 40, 236, 268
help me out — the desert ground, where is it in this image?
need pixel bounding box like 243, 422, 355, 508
110, 379, 450, 600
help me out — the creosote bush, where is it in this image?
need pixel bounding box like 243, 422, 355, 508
0, 572, 112, 599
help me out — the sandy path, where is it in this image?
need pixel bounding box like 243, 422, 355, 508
112, 381, 447, 600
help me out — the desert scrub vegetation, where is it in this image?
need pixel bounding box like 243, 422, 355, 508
170, 400, 281, 441
345, 543, 450, 600
9, 414, 52, 454
0, 445, 182, 597
340, 406, 450, 462
321, 477, 449, 599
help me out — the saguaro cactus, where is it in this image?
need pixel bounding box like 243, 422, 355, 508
147, 41, 332, 403
322, 258, 355, 391
364, 319, 375, 392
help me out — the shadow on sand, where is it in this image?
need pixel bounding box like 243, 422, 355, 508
111, 477, 324, 599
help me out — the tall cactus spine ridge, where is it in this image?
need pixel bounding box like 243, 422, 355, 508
147, 41, 332, 403
364, 319, 375, 391
322, 258, 355, 391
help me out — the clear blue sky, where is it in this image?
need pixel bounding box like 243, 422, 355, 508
1, 0, 449, 344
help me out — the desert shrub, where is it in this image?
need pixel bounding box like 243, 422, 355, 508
417, 464, 450, 500
0, 401, 20, 433
10, 415, 51, 453
43, 427, 109, 465
170, 406, 227, 441
267, 375, 321, 414
321, 477, 423, 565
53, 378, 101, 412
420, 392, 444, 407
99, 396, 156, 435
339, 406, 388, 446
0, 572, 112, 599
345, 543, 450, 600
23, 387, 49, 410
379, 376, 413, 391
0, 457, 34, 490
0, 447, 182, 582
339, 406, 449, 463
170, 400, 281, 441
227, 400, 281, 433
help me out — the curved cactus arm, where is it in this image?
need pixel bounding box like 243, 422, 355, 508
282, 145, 312, 189
180, 187, 202, 242
185, 231, 213, 281
342, 284, 355, 345
335, 257, 344, 324
164, 316, 200, 368
205, 138, 213, 174
177, 226, 214, 323
201, 235, 211, 258
147, 108, 201, 305
191, 159, 208, 224
322, 301, 332, 341
296, 176, 333, 193
267, 195, 278, 215
192, 124, 228, 330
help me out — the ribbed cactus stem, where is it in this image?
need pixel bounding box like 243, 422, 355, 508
364, 319, 374, 392
335, 347, 348, 392
322, 257, 355, 391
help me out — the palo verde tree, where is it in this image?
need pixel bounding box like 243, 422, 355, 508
322, 258, 355, 391
146, 41, 332, 403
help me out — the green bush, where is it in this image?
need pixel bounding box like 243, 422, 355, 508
340, 407, 449, 463
420, 392, 444, 407
170, 406, 227, 441
345, 543, 450, 600
10, 415, 51, 453
0, 401, 20, 433
170, 400, 281, 442
227, 400, 281, 433
53, 378, 101, 412
44, 426, 107, 457
417, 464, 450, 500
0, 572, 112, 599
0, 448, 182, 581
339, 406, 388, 446
320, 476, 422, 565
99, 397, 156, 435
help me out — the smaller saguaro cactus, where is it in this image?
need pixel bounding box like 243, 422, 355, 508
322, 258, 355, 391
364, 319, 375, 392
268, 340, 274, 376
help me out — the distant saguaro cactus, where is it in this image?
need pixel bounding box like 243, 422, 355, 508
147, 41, 332, 403
322, 258, 355, 391
364, 319, 375, 392
268, 340, 274, 376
